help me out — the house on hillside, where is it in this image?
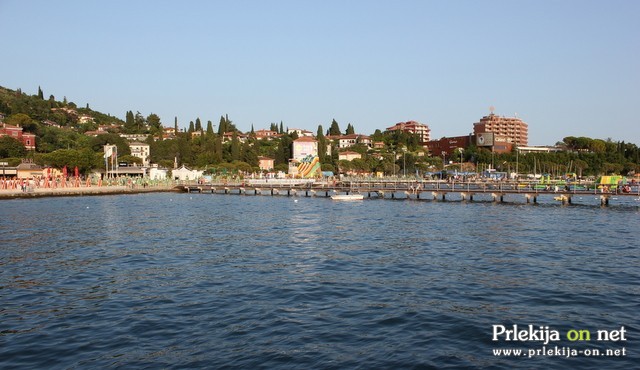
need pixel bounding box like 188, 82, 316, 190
0, 123, 36, 150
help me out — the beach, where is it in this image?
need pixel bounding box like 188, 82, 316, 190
0, 184, 178, 199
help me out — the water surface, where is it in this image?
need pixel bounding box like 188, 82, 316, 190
1, 194, 638, 369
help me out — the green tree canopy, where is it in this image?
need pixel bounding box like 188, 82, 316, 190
0, 136, 27, 158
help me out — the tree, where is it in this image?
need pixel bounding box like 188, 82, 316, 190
218, 115, 227, 135
242, 140, 258, 166
36, 148, 100, 174
118, 154, 143, 166
230, 131, 240, 161
188, 121, 195, 133
0, 136, 27, 158
125, 110, 135, 132
345, 123, 355, 135
174, 117, 179, 133
329, 119, 341, 136
134, 111, 145, 131
37, 86, 44, 100
195, 118, 202, 132
147, 113, 162, 136
89, 133, 131, 156
5, 113, 37, 132
206, 120, 214, 136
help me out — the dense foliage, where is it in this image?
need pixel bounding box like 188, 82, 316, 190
1, 85, 638, 176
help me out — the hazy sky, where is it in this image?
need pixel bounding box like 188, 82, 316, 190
1, 0, 638, 145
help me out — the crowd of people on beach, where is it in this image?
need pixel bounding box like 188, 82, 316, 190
0, 176, 89, 192
0, 175, 177, 192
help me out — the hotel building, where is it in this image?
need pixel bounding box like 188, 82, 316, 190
385, 121, 431, 145
473, 112, 528, 146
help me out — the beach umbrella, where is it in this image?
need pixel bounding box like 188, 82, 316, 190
63, 165, 68, 178
74, 166, 79, 178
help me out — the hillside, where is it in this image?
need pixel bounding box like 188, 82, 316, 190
1, 84, 639, 177
0, 85, 124, 130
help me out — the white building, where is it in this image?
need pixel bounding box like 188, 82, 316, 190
172, 165, 204, 181
287, 128, 314, 137
149, 165, 168, 180
129, 142, 150, 166
292, 137, 318, 161
338, 151, 362, 161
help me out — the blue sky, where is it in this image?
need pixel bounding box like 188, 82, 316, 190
1, 0, 638, 145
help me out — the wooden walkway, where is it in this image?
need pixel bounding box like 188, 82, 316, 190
179, 180, 640, 207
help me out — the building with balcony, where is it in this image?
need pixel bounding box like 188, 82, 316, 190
385, 121, 431, 145
129, 142, 150, 166
473, 112, 528, 146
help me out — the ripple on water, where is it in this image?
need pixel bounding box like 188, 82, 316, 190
0, 193, 637, 369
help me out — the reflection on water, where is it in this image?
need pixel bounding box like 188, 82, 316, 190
1, 193, 638, 369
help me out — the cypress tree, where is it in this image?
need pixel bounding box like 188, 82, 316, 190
329, 119, 341, 136
188, 121, 195, 133
174, 117, 178, 133
346, 123, 355, 135
218, 115, 227, 135
206, 120, 214, 136
37, 86, 44, 99
317, 125, 326, 162
126, 111, 135, 128
231, 131, 240, 160
195, 118, 202, 132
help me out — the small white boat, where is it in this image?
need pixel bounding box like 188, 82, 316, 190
331, 193, 364, 201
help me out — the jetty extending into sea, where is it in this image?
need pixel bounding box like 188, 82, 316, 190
2, 178, 637, 207
179, 179, 640, 207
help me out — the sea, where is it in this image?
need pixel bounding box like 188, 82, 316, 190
1, 192, 638, 369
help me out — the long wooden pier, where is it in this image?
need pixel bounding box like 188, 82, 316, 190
178, 180, 640, 207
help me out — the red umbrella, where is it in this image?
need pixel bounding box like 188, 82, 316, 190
63, 165, 68, 178
74, 166, 79, 178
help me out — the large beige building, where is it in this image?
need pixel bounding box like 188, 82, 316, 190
385, 121, 431, 144
473, 112, 528, 146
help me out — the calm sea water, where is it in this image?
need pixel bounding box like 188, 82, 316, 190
1, 193, 638, 369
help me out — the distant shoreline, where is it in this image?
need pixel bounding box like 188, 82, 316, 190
0, 185, 179, 200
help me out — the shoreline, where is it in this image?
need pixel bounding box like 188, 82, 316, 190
0, 185, 180, 200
